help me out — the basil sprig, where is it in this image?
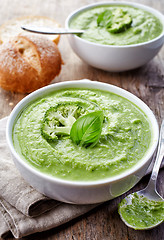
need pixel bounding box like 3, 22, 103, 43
97, 9, 113, 29
97, 8, 132, 33
70, 111, 103, 148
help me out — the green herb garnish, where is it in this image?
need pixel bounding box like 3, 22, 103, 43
97, 9, 113, 28
97, 8, 132, 33
70, 110, 103, 148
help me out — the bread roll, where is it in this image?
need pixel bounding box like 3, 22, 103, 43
0, 16, 60, 45
0, 34, 62, 93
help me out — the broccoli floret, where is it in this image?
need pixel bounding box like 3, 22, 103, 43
41, 103, 87, 141
97, 8, 132, 34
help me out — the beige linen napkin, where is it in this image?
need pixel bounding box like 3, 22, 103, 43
0, 117, 163, 239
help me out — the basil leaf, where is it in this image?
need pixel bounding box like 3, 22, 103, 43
70, 111, 103, 148
97, 8, 132, 33
97, 10, 113, 28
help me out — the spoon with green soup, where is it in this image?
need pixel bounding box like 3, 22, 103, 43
21, 8, 132, 36
118, 120, 164, 230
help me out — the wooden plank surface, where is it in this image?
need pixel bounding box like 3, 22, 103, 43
0, 0, 164, 239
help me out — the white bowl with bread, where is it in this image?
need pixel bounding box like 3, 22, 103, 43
65, 1, 164, 72
6, 80, 159, 204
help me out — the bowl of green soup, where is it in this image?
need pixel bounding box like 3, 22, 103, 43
6, 80, 159, 204
65, 1, 164, 72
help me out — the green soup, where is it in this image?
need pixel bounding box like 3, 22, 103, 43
118, 193, 164, 229
69, 5, 163, 45
13, 88, 152, 181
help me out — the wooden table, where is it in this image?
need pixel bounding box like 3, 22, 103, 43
0, 0, 164, 239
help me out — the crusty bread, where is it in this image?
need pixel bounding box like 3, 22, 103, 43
0, 34, 62, 93
0, 16, 60, 45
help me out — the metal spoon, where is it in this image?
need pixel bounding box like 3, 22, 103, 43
119, 119, 164, 230
21, 25, 85, 35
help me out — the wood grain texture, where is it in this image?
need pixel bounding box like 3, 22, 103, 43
0, 0, 164, 239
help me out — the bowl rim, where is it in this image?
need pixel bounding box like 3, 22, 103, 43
6, 80, 159, 187
65, 1, 164, 48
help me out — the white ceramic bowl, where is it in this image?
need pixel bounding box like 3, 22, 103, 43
65, 1, 164, 72
6, 80, 159, 204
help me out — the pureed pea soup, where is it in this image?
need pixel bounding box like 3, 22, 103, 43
69, 5, 163, 45
13, 88, 152, 181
